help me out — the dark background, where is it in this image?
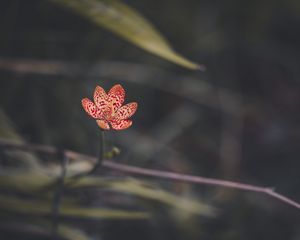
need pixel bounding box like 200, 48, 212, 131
0, 0, 299, 239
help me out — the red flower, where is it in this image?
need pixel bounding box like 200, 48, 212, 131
82, 84, 138, 130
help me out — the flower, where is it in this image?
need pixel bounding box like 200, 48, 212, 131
81, 84, 138, 130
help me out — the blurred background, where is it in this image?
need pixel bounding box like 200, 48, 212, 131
0, 0, 299, 239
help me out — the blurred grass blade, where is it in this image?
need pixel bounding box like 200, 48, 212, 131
71, 177, 216, 217
0, 172, 52, 191
58, 224, 91, 240
50, 0, 204, 70
0, 195, 150, 219
0, 109, 22, 141
0, 172, 214, 217
108, 178, 215, 216
0, 109, 41, 169
0, 221, 92, 240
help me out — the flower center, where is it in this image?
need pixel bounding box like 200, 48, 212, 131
102, 103, 117, 121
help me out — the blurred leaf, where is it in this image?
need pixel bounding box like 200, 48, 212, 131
0, 109, 41, 169
58, 224, 91, 240
70, 177, 216, 217
0, 171, 215, 217
0, 221, 92, 240
50, 0, 204, 70
109, 178, 215, 216
0, 195, 150, 219
0, 109, 22, 141
0, 171, 53, 191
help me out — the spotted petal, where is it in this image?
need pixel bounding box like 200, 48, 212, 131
116, 102, 138, 120
110, 119, 132, 130
108, 84, 125, 112
81, 98, 103, 119
96, 119, 110, 130
94, 86, 108, 110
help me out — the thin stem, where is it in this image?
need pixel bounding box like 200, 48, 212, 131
101, 160, 300, 209
0, 137, 299, 210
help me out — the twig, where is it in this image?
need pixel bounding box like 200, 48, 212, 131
101, 161, 300, 209
0, 138, 299, 210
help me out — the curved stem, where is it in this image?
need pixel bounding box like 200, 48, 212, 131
0, 138, 299, 210
101, 160, 300, 209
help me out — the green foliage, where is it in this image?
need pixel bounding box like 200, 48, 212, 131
50, 0, 203, 70
0, 109, 214, 239
0, 195, 150, 219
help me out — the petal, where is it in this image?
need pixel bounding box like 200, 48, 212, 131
108, 84, 125, 111
116, 102, 138, 120
96, 119, 110, 130
81, 98, 103, 119
110, 119, 132, 130
94, 85, 108, 110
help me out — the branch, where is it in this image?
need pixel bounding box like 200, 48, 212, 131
0, 138, 299, 209
101, 161, 300, 209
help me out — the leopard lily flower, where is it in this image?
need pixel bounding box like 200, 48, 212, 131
81, 84, 138, 130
